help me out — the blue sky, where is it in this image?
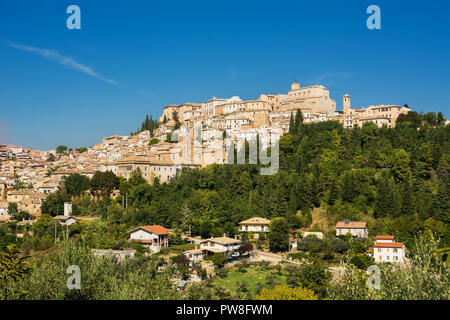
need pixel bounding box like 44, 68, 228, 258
1, 0, 449, 150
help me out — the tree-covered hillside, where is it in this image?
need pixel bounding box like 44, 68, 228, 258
101, 111, 449, 247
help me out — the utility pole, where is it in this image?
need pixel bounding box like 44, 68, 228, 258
54, 223, 57, 243
122, 195, 124, 210
189, 225, 191, 238
125, 193, 128, 211
66, 223, 69, 240
107, 206, 110, 220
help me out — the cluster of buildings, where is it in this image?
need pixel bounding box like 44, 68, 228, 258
160, 81, 409, 132
129, 223, 242, 262
0, 80, 410, 220
334, 220, 406, 264
128, 218, 406, 265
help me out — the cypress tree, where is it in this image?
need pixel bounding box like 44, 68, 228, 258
289, 112, 295, 135
430, 178, 450, 223
294, 109, 303, 135
401, 177, 414, 215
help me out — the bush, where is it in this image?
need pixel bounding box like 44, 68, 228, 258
255, 285, 318, 300
297, 236, 325, 253
238, 242, 253, 255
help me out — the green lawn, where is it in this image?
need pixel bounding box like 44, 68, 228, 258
212, 265, 288, 296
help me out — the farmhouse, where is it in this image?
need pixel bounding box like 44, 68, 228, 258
335, 220, 368, 238
129, 225, 169, 252
200, 236, 241, 256
184, 248, 204, 263
373, 240, 406, 264
239, 217, 270, 233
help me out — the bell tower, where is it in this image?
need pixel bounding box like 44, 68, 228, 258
343, 94, 351, 114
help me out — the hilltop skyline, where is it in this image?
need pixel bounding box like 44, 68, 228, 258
1, 0, 449, 150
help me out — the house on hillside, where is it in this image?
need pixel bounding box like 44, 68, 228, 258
335, 220, 368, 238
53, 215, 76, 226
184, 236, 242, 263
200, 236, 241, 257
184, 248, 204, 263
373, 239, 406, 264
129, 225, 169, 252
239, 217, 270, 234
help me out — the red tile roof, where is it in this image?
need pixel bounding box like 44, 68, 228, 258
375, 235, 395, 240
374, 242, 404, 248
139, 225, 169, 235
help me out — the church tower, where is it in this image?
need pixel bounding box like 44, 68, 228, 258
343, 94, 351, 114
291, 80, 300, 91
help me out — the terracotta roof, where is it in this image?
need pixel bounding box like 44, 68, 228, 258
336, 221, 367, 229
374, 242, 405, 248
134, 225, 169, 235
201, 236, 241, 245
375, 235, 395, 240
239, 217, 271, 225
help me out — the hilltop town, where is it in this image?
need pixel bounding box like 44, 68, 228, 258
0, 81, 414, 217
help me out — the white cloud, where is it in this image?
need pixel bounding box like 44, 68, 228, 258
5, 42, 119, 85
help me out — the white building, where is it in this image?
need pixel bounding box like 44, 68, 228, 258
129, 225, 169, 252
239, 217, 270, 233
184, 248, 204, 263
373, 240, 406, 264
335, 220, 368, 238
200, 236, 241, 257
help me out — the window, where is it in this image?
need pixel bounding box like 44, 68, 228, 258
394, 248, 398, 253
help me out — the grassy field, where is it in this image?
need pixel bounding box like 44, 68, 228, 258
212, 265, 288, 296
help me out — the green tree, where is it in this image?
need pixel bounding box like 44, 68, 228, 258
7, 203, 18, 219
0, 244, 30, 300
269, 218, 290, 252
90, 171, 120, 197
374, 175, 400, 218
128, 168, 147, 187
296, 260, 331, 295
41, 191, 74, 216
56, 145, 68, 154
430, 178, 449, 223
63, 174, 91, 197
